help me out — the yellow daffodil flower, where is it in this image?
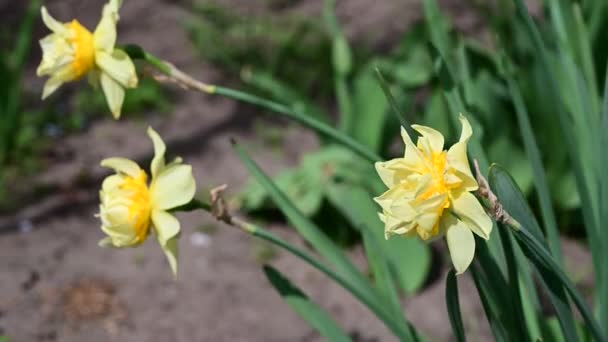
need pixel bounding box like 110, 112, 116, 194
98, 127, 196, 275
37, 0, 138, 119
374, 114, 492, 274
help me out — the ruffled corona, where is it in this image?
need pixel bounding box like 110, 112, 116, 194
374, 114, 492, 274
98, 128, 196, 275
37, 0, 138, 118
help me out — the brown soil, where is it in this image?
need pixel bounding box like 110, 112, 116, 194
0, 1, 584, 341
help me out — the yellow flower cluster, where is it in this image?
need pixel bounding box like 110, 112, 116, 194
98, 128, 196, 275
375, 115, 492, 274
35, 1, 493, 277
37, 1, 196, 275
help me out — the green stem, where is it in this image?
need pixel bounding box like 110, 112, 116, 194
123, 45, 382, 163
178, 200, 412, 340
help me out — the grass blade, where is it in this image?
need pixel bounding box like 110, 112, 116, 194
500, 56, 563, 264
445, 270, 466, 342
374, 67, 413, 135
470, 265, 508, 341
263, 265, 352, 342
600, 60, 608, 336
233, 142, 412, 339
513, 228, 604, 341
497, 225, 531, 341
216, 86, 381, 162
489, 165, 600, 341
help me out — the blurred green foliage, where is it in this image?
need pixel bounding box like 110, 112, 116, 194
188, 0, 432, 294
187, 0, 596, 234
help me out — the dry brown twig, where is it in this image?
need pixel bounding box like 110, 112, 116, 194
474, 159, 521, 230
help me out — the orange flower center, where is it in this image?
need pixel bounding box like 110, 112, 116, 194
68, 20, 95, 79
419, 151, 449, 202
120, 171, 152, 244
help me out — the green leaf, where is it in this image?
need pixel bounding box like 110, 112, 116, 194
374, 67, 413, 135
241, 69, 330, 123
469, 265, 509, 341
513, 228, 603, 341
445, 270, 466, 342
497, 226, 531, 341
390, 45, 433, 88
233, 142, 412, 339
263, 265, 352, 342
325, 182, 431, 294
350, 68, 389, 151
500, 57, 563, 264
488, 165, 580, 341
212, 86, 381, 163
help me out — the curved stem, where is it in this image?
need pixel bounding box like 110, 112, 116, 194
123, 45, 382, 163
178, 200, 412, 340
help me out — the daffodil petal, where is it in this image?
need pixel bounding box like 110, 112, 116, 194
451, 191, 492, 240
101, 157, 141, 177
96, 50, 138, 88
151, 210, 180, 276
41, 75, 65, 99
148, 127, 166, 179
412, 124, 444, 155
446, 145, 477, 191
162, 236, 179, 277
150, 164, 196, 210
151, 210, 180, 246
400, 127, 427, 173
41, 7, 70, 36
458, 114, 473, 143
444, 215, 475, 275
100, 71, 125, 119
93, 0, 120, 51
98, 236, 114, 247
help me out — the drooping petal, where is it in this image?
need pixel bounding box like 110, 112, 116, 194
444, 214, 475, 275
100, 71, 125, 119
147, 127, 166, 179
96, 50, 138, 88
41, 75, 65, 99
162, 236, 179, 277
451, 191, 493, 240
101, 157, 141, 177
151, 210, 180, 247
41, 7, 70, 36
151, 210, 180, 276
412, 124, 444, 156
150, 164, 196, 210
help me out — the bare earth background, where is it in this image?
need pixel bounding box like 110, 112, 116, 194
0, 0, 588, 341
